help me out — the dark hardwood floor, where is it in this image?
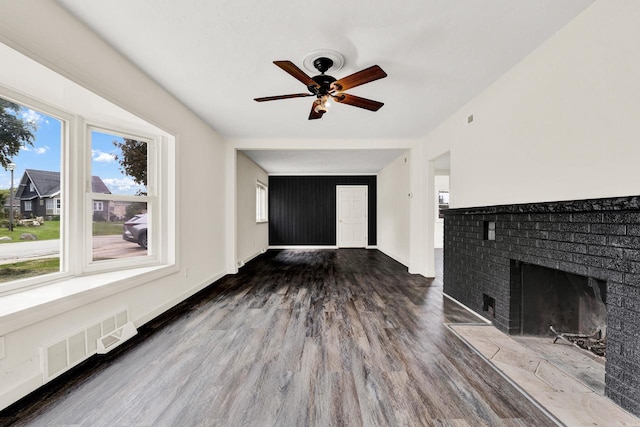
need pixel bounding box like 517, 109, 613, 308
0, 249, 555, 426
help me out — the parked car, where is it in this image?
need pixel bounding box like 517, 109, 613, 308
123, 213, 147, 249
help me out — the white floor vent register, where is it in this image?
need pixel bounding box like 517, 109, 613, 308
41, 309, 137, 383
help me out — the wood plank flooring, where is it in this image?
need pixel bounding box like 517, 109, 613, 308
0, 249, 556, 426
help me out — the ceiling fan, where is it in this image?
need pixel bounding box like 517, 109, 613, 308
254, 57, 387, 120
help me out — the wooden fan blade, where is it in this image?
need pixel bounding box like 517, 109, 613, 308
331, 65, 387, 92
308, 100, 325, 120
333, 93, 384, 111
274, 61, 319, 88
254, 93, 314, 102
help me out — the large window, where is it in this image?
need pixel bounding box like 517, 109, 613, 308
89, 129, 154, 263
256, 181, 268, 223
0, 84, 173, 293
0, 94, 62, 284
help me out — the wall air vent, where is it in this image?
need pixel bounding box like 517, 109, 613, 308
41, 309, 135, 382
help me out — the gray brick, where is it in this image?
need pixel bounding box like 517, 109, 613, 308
603, 212, 640, 224
572, 253, 603, 268
548, 231, 575, 242
588, 266, 623, 282
536, 240, 558, 250
573, 212, 602, 223
610, 236, 640, 249
557, 242, 587, 254
604, 258, 635, 273
591, 223, 627, 235
575, 233, 607, 245
559, 222, 590, 233
527, 213, 550, 222
628, 225, 640, 236
557, 261, 588, 276
587, 245, 624, 259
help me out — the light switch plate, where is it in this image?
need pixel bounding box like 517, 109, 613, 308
0, 336, 5, 360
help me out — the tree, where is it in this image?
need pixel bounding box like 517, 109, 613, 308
0, 189, 6, 220
125, 202, 147, 220
0, 98, 36, 169
113, 138, 147, 194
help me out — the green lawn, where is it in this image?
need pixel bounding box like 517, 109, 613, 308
0, 221, 60, 242
92, 221, 124, 236
0, 258, 60, 283
0, 220, 124, 242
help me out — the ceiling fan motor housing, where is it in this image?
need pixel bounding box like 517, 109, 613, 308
308, 57, 337, 95
313, 57, 333, 73
309, 74, 337, 95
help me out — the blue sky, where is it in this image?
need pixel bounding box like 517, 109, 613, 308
1, 104, 144, 195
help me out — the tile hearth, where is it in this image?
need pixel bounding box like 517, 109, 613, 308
449, 323, 639, 427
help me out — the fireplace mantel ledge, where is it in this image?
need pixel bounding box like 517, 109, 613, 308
442, 195, 640, 216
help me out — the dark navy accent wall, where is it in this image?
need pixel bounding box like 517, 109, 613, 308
268, 176, 376, 246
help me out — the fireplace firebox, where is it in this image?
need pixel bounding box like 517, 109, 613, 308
514, 262, 606, 341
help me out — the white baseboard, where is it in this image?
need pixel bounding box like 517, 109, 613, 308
237, 249, 266, 269
0, 373, 42, 411
268, 245, 339, 250
366, 245, 378, 250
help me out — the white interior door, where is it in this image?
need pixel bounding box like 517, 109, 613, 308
337, 185, 368, 248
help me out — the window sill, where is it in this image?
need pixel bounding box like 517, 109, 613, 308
0, 264, 177, 335
256, 220, 269, 224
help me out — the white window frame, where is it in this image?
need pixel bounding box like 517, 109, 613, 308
0, 85, 71, 294
92, 201, 104, 212
256, 181, 268, 223
0, 83, 175, 295
85, 125, 161, 271
24, 200, 32, 211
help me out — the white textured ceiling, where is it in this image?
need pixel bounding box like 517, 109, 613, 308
55, 0, 593, 173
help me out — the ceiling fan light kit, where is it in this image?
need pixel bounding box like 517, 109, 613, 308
254, 50, 387, 120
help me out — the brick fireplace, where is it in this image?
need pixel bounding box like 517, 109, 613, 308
443, 196, 640, 416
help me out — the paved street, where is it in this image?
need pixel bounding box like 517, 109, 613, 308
0, 236, 146, 265
0, 239, 60, 264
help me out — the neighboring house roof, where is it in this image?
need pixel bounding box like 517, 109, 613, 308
14, 169, 112, 198
91, 175, 111, 194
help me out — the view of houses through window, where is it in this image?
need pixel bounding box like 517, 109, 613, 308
0, 96, 62, 283
0, 95, 154, 284
90, 130, 150, 261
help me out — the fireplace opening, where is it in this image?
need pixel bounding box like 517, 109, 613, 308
514, 262, 607, 357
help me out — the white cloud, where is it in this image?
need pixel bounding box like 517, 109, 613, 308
20, 109, 44, 125
92, 150, 116, 163
102, 177, 145, 195
19, 145, 49, 154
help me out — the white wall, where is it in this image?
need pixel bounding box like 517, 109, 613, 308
0, 1, 227, 409
236, 152, 269, 265
377, 151, 410, 266
422, 1, 640, 208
